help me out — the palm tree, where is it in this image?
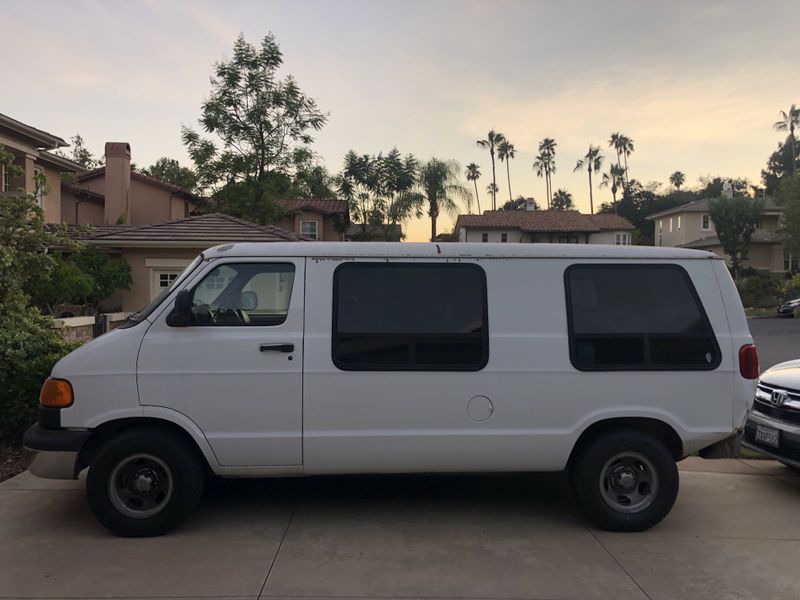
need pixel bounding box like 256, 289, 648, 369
486, 182, 499, 199
465, 162, 482, 214
418, 158, 471, 242
574, 145, 603, 214
551, 189, 574, 211
476, 130, 505, 210
774, 104, 800, 175
531, 138, 557, 208
497, 140, 516, 203
669, 171, 686, 190
619, 135, 634, 182
600, 164, 626, 208
608, 132, 624, 170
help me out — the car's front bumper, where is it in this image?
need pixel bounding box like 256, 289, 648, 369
742, 410, 800, 469
23, 425, 90, 480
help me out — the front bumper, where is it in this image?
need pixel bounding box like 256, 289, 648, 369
742, 411, 800, 469
23, 424, 90, 480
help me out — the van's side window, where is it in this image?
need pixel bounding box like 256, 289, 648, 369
189, 263, 295, 326
333, 263, 488, 371
565, 264, 720, 371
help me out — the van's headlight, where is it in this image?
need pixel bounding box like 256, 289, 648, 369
39, 378, 74, 408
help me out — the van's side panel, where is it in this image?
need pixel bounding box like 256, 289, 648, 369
303, 256, 736, 475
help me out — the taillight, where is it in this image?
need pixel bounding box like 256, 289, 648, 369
739, 344, 759, 379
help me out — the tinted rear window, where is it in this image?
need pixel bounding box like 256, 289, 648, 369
565, 264, 720, 370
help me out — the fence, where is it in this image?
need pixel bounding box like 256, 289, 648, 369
53, 312, 131, 343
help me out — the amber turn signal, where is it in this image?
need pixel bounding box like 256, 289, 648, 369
39, 378, 74, 408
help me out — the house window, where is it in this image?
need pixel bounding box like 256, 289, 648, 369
185, 263, 296, 326
701, 214, 711, 230
565, 264, 720, 371
669, 218, 673, 232
332, 263, 488, 371
151, 269, 183, 300
558, 235, 579, 244
0, 164, 9, 193
785, 253, 800, 273
481, 232, 488, 243
615, 233, 630, 245
501, 233, 508, 243
658, 220, 662, 232
300, 220, 318, 239
677, 216, 681, 230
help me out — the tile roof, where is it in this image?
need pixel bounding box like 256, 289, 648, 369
275, 198, 347, 215
455, 210, 635, 233
77, 167, 201, 201
68, 213, 303, 245
646, 197, 780, 220
0, 113, 67, 149
678, 229, 785, 249
61, 183, 105, 204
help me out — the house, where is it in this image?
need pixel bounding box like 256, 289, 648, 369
73, 213, 303, 312
273, 198, 347, 240
0, 112, 85, 217
645, 198, 795, 273
454, 210, 636, 245
61, 142, 202, 226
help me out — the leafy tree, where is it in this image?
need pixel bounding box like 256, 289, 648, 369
708, 196, 764, 281
465, 162, 482, 214
774, 104, 799, 176
698, 175, 751, 198
142, 158, 197, 191
34, 256, 93, 314
182, 33, 327, 222
551, 189, 574, 211
761, 136, 800, 194
71, 246, 132, 312
574, 145, 603, 214
476, 130, 505, 210
775, 174, 800, 264
500, 196, 537, 211
417, 158, 470, 242
669, 171, 686, 190
0, 146, 75, 439
56, 133, 101, 169
338, 149, 420, 240
533, 138, 557, 209
497, 140, 516, 203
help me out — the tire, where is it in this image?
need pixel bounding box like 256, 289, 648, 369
86, 428, 205, 537
569, 429, 679, 532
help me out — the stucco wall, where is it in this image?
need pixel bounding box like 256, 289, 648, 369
129, 178, 173, 224
41, 166, 62, 223
702, 242, 785, 273
276, 211, 342, 240
60, 188, 105, 225
119, 247, 205, 312
589, 230, 632, 245
462, 229, 525, 243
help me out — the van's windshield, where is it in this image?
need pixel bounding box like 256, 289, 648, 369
123, 254, 205, 326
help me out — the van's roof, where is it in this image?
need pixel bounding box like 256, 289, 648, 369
204, 242, 720, 261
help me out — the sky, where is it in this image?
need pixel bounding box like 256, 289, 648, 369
3, 0, 799, 241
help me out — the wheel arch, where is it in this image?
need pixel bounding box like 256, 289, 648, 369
568, 417, 684, 468
77, 416, 217, 475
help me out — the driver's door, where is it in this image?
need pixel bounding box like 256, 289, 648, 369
137, 258, 305, 467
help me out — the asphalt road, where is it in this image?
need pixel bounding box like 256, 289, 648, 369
748, 316, 800, 372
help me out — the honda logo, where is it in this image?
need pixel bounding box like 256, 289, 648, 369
770, 389, 789, 406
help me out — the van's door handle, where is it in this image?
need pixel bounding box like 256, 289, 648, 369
260, 343, 295, 353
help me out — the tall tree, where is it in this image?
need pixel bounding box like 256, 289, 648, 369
669, 171, 686, 190
417, 159, 470, 242
497, 140, 516, 203
619, 134, 634, 182
476, 130, 505, 210
762, 137, 800, 194
708, 196, 764, 281
182, 33, 327, 222
608, 132, 624, 170
532, 138, 557, 209
500, 196, 537, 211
574, 145, 603, 214
143, 158, 197, 191
486, 182, 499, 200
551, 189, 574, 211
774, 104, 800, 176
465, 162, 482, 214
600, 164, 626, 208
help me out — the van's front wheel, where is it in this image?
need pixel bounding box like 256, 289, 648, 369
570, 430, 678, 532
86, 429, 204, 537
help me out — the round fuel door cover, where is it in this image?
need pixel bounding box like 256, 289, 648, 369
467, 395, 494, 422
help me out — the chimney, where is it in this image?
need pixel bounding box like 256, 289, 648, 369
525, 198, 537, 211
104, 142, 131, 225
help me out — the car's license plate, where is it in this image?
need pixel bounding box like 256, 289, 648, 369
755, 425, 780, 449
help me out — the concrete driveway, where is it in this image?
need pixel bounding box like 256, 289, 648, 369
2, 458, 799, 600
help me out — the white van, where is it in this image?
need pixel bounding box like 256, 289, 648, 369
24, 242, 758, 536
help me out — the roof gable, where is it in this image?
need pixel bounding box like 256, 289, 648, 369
275, 198, 347, 215
77, 167, 201, 201
455, 210, 635, 233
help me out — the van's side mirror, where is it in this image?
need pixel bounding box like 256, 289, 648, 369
166, 289, 193, 327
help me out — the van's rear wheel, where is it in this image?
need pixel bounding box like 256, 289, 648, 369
87, 429, 204, 537
570, 430, 678, 532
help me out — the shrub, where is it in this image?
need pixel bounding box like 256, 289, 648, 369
783, 273, 800, 301
738, 273, 783, 308
795, 307, 800, 319
0, 298, 77, 441
754, 294, 780, 309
